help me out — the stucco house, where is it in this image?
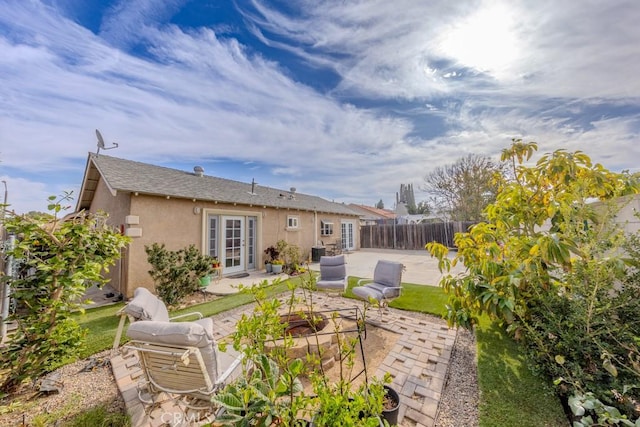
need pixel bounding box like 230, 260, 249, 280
347, 204, 396, 225
76, 153, 360, 297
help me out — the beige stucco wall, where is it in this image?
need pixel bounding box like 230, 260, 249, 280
113, 194, 359, 297
89, 179, 130, 295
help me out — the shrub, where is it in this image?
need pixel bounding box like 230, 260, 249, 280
0, 194, 130, 392
427, 141, 640, 420
145, 243, 216, 306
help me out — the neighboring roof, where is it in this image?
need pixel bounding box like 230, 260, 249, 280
348, 204, 396, 219
77, 153, 359, 216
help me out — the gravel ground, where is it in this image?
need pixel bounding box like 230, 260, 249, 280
0, 324, 478, 427
0, 349, 124, 427
434, 327, 479, 427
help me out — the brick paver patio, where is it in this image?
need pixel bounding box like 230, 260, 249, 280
111, 292, 457, 427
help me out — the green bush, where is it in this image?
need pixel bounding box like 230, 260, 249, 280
428, 141, 640, 421
145, 243, 217, 306
523, 249, 640, 417
0, 194, 130, 392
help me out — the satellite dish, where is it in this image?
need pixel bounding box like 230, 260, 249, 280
95, 129, 119, 154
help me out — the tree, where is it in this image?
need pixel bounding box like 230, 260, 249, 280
427, 141, 640, 418
409, 200, 431, 215
1, 193, 130, 392
375, 199, 384, 209
423, 153, 504, 221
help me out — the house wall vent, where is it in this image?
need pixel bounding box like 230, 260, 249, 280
194, 166, 204, 177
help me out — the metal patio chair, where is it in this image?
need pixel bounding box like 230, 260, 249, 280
112, 287, 204, 351
124, 318, 243, 415
352, 260, 404, 310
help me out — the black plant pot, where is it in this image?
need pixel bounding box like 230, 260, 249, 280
381, 385, 400, 426
310, 412, 384, 426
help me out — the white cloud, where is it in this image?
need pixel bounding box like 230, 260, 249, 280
0, 175, 78, 215
242, 0, 640, 100
1, 0, 639, 213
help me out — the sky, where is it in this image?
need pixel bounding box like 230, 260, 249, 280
2, 0, 640, 214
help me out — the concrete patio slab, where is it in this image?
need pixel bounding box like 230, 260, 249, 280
202, 248, 463, 296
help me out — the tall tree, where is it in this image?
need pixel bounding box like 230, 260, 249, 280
408, 200, 431, 215
375, 199, 384, 209
423, 153, 503, 221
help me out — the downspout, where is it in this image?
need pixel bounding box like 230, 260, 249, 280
314, 210, 318, 246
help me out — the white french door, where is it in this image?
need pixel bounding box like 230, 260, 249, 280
222, 216, 245, 274
341, 221, 355, 251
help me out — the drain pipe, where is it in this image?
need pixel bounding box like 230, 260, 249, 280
313, 210, 318, 245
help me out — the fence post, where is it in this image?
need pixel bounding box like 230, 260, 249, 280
1, 234, 14, 343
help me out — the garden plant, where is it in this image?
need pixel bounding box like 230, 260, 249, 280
145, 243, 219, 306
428, 140, 640, 424
0, 193, 130, 393
213, 272, 389, 426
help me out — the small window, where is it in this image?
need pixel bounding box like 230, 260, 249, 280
321, 221, 333, 236
287, 215, 299, 229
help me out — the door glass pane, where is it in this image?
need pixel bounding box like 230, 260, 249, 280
247, 217, 256, 268
208, 216, 218, 258
225, 218, 242, 268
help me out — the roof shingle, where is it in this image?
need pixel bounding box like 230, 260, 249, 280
83, 153, 358, 215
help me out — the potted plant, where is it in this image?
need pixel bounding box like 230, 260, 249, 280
381, 385, 400, 425
214, 279, 311, 426
264, 245, 280, 273
213, 353, 308, 426
210, 258, 223, 282
271, 259, 285, 274
187, 249, 217, 288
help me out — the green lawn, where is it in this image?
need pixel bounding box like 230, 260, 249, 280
345, 277, 567, 426
476, 316, 567, 426
344, 277, 448, 317
74, 276, 567, 426
73, 280, 290, 357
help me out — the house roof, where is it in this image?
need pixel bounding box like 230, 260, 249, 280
348, 204, 396, 219
77, 153, 359, 216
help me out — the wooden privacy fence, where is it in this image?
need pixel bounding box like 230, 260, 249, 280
360, 221, 476, 250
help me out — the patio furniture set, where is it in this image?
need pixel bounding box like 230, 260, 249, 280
112, 256, 405, 425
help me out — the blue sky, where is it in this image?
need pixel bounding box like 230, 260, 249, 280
2, 0, 640, 214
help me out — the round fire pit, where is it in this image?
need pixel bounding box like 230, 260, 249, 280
265, 311, 340, 371
279, 312, 329, 337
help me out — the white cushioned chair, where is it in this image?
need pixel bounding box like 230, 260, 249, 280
125, 318, 242, 409
112, 287, 204, 351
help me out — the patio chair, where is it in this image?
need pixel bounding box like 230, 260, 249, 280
326, 240, 342, 256
112, 287, 204, 351
125, 318, 243, 412
316, 255, 347, 292
352, 260, 404, 309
